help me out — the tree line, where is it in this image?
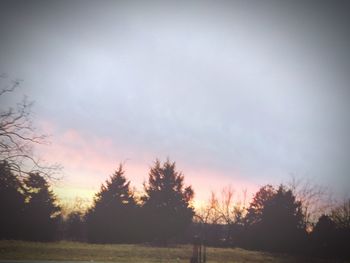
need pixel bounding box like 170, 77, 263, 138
0, 159, 194, 244
1, 158, 350, 260
0, 162, 60, 241
195, 184, 350, 258
85, 160, 194, 244
1, 78, 349, 259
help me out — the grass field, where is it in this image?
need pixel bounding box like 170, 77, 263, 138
0, 240, 327, 263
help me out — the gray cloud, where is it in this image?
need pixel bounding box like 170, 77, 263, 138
0, 0, 349, 197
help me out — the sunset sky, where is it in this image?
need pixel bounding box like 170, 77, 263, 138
1, 1, 349, 207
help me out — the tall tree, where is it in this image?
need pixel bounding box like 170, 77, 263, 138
142, 159, 194, 244
245, 185, 275, 227
0, 161, 25, 239
23, 173, 61, 241
245, 185, 307, 252
85, 164, 138, 243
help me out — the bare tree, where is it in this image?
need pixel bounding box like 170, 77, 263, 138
215, 186, 247, 225
196, 186, 247, 225
287, 176, 332, 228
0, 76, 61, 179
195, 186, 247, 246
195, 192, 222, 224
331, 198, 350, 229
60, 197, 90, 219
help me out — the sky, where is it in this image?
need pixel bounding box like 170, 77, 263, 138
0, 0, 350, 206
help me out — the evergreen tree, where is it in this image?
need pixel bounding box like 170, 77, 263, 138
0, 161, 25, 239
23, 173, 61, 241
245, 185, 307, 252
245, 184, 275, 226
142, 159, 194, 244
85, 164, 138, 243
311, 215, 337, 257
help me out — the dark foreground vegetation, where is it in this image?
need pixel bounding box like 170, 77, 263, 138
1, 159, 350, 261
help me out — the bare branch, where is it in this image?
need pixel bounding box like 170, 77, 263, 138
287, 175, 332, 226
196, 186, 246, 226
0, 76, 61, 180
0, 78, 21, 96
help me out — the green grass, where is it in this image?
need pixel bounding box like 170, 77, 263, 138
0, 240, 325, 263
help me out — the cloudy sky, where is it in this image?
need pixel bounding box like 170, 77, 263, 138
1, 1, 349, 205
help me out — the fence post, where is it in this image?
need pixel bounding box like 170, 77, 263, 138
190, 235, 206, 263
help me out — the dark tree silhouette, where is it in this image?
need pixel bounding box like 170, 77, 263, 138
311, 215, 337, 257
331, 199, 350, 229
142, 159, 194, 244
329, 199, 350, 258
0, 161, 25, 239
245, 185, 275, 227
22, 173, 61, 241
85, 164, 138, 243
63, 211, 85, 241
245, 185, 307, 252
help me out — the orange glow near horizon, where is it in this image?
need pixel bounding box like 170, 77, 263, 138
38, 124, 259, 211
53, 175, 257, 212
52, 165, 259, 212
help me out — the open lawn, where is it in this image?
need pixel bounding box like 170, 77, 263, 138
0, 240, 327, 263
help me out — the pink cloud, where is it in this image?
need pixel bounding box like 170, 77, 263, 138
36, 122, 151, 191
36, 120, 260, 206
179, 165, 259, 207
